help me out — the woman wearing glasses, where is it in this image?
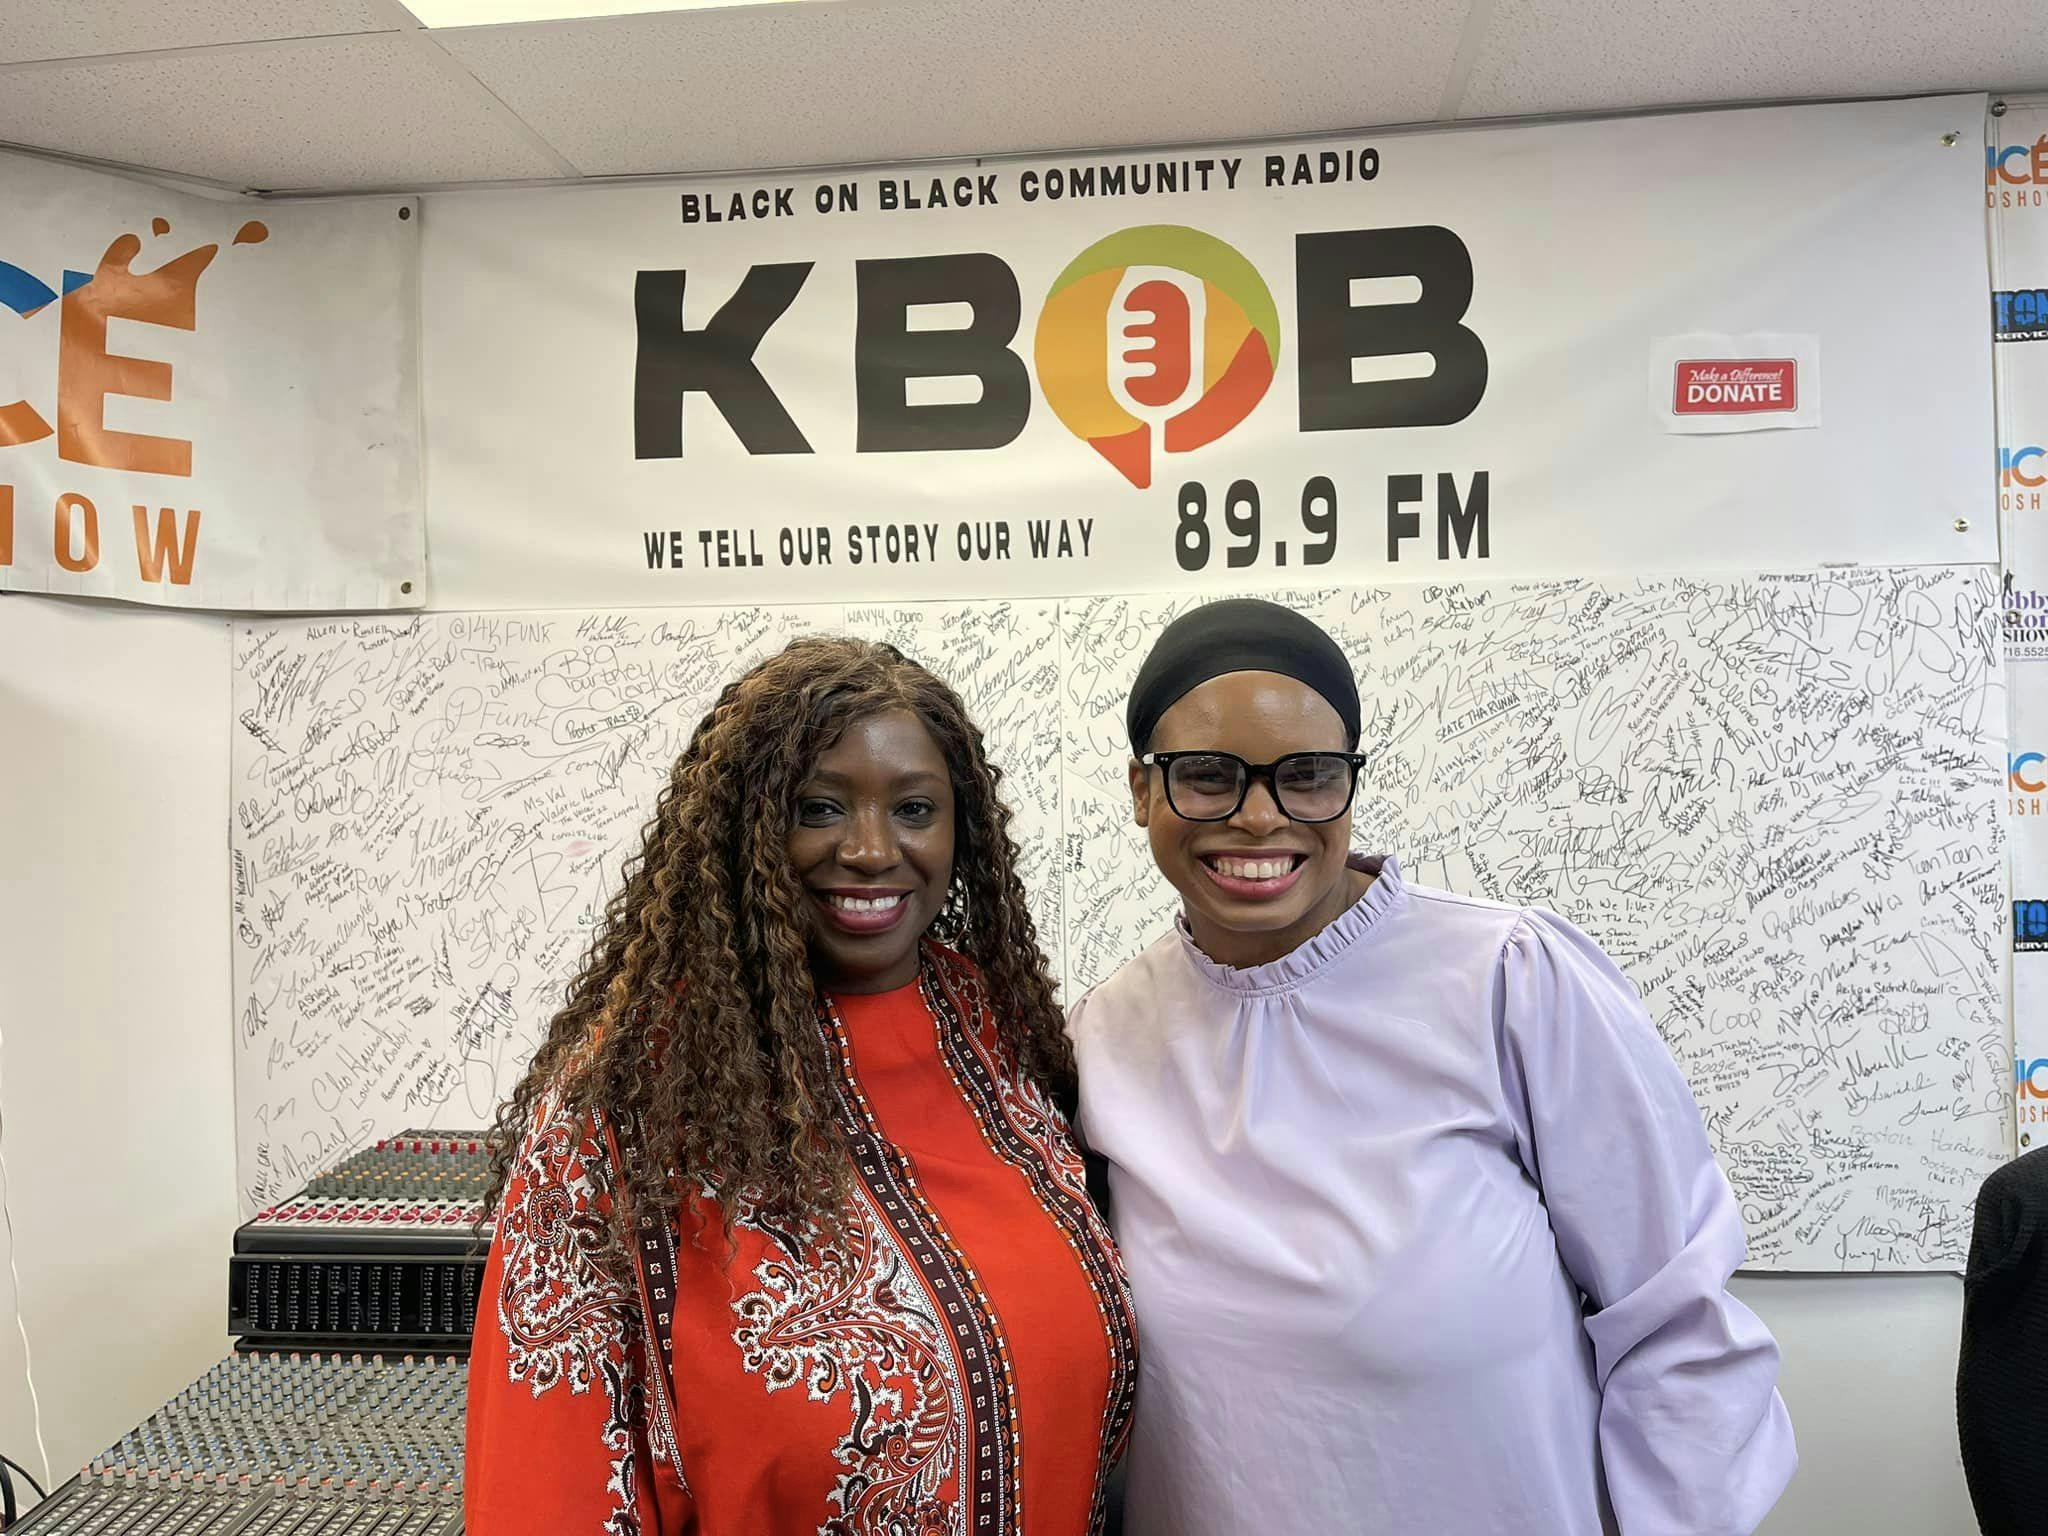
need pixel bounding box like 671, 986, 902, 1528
1069, 599, 1795, 1536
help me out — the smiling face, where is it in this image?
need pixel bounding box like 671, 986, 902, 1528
1130, 670, 1366, 969
788, 708, 956, 994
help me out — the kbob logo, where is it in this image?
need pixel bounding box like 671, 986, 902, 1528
632, 221, 1487, 483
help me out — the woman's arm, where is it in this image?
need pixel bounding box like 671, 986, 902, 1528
1067, 989, 1128, 1536
465, 1090, 689, 1534
1495, 911, 1797, 1536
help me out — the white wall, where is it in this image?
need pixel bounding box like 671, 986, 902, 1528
1740, 1275, 1972, 1535
0, 594, 236, 1487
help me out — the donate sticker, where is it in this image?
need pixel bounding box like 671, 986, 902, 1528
1649, 333, 1821, 435
1673, 359, 1797, 414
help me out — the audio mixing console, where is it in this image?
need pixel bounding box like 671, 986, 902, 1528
10, 1133, 497, 1530
12, 1350, 466, 1534
230, 1132, 492, 1347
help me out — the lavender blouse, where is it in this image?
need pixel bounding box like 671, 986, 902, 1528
1069, 855, 1795, 1535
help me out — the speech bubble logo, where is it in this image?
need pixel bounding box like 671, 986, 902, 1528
1034, 225, 1278, 488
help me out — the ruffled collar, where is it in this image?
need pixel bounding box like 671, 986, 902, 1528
1175, 852, 1405, 997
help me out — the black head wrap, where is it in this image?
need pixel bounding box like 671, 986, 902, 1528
1126, 598, 1361, 752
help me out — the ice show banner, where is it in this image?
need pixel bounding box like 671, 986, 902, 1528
1993, 95, 2048, 1145
0, 149, 421, 611
420, 95, 1993, 610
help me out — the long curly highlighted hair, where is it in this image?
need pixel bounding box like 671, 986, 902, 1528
482, 634, 1071, 1259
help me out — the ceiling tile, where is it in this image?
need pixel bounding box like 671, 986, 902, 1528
0, 0, 391, 66
0, 33, 566, 188
439, 0, 1469, 177
1457, 0, 2048, 117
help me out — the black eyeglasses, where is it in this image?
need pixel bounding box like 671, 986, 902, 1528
1140, 750, 1367, 824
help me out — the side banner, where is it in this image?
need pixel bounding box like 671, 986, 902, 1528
422, 95, 1994, 611
0, 150, 422, 611
1994, 98, 2048, 1143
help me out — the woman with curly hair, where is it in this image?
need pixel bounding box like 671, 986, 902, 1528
465, 636, 1137, 1536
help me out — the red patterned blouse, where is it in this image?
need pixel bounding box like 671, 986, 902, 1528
466, 950, 1139, 1536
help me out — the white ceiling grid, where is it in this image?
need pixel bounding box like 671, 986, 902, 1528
0, 0, 2041, 192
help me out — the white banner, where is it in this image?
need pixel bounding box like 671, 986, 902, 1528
1992, 97, 2048, 1142
422, 95, 1994, 612
0, 150, 422, 611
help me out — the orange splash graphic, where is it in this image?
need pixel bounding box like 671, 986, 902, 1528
58, 233, 221, 476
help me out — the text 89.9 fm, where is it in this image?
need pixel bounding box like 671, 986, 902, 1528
1169, 471, 1489, 572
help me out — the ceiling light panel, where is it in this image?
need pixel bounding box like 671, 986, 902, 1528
402, 0, 816, 25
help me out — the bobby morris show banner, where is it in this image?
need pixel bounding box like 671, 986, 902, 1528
0, 149, 421, 611
420, 94, 1994, 609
